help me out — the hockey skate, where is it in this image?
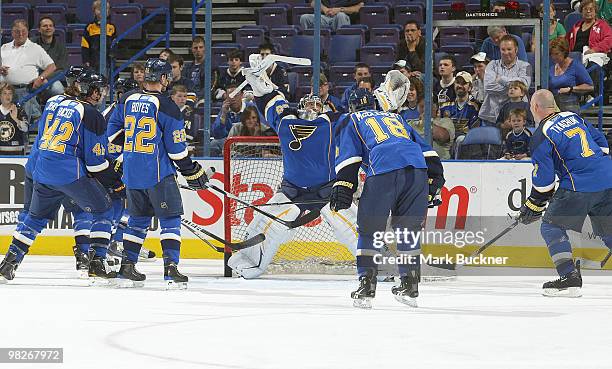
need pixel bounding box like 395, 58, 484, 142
88, 257, 117, 286
164, 262, 188, 290
392, 271, 420, 308
351, 271, 377, 309
542, 269, 582, 298
0, 250, 21, 283
138, 247, 156, 262
72, 245, 91, 279
117, 260, 146, 288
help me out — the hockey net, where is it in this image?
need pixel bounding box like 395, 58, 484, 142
223, 136, 456, 281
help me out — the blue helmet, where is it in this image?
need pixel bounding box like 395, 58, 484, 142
144, 58, 172, 82
348, 88, 377, 113
76, 69, 108, 97
115, 77, 139, 94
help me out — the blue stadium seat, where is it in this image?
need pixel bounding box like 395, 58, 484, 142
440, 45, 474, 68
111, 5, 143, 40
289, 65, 313, 87
291, 6, 313, 26
336, 26, 367, 45
328, 34, 362, 63
439, 27, 470, 46
67, 45, 82, 65
564, 11, 582, 31
211, 45, 242, 69
393, 4, 424, 25
258, 6, 288, 28
360, 45, 396, 65
2, 4, 31, 29
433, 4, 450, 20
457, 127, 503, 160
34, 5, 68, 27
137, 0, 170, 14
359, 5, 390, 28
290, 35, 329, 59
370, 25, 401, 45
235, 28, 266, 48
66, 23, 86, 46
270, 26, 300, 55
330, 64, 357, 85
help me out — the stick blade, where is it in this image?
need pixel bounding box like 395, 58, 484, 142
287, 209, 321, 229
230, 233, 266, 250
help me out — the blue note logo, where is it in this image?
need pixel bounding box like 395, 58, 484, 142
288, 125, 317, 151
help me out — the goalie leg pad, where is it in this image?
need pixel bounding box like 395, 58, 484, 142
228, 192, 299, 279
321, 203, 358, 256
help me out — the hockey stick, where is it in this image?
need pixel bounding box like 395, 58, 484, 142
229, 54, 311, 98
435, 219, 520, 271
181, 218, 265, 251
179, 182, 320, 229
233, 199, 329, 212
600, 251, 612, 268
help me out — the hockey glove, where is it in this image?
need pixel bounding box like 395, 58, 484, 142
330, 181, 355, 212
179, 161, 209, 190
518, 196, 547, 225
111, 157, 123, 178
428, 177, 444, 208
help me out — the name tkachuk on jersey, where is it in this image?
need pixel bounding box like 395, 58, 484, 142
34, 98, 108, 186
336, 109, 433, 178
107, 91, 188, 189
260, 93, 341, 188
531, 111, 612, 193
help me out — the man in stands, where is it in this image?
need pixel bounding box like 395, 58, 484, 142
0, 19, 57, 121
82, 0, 116, 70
258, 43, 289, 96
300, 0, 364, 32
217, 50, 245, 97
340, 62, 371, 111
32, 17, 66, 96
434, 54, 457, 105
167, 55, 196, 106
470, 52, 489, 104
312, 74, 341, 113
479, 35, 531, 127
182, 36, 219, 102
440, 71, 480, 148
480, 26, 528, 62
397, 21, 425, 74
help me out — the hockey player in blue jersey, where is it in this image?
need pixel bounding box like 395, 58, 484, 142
331, 88, 445, 308
103, 78, 156, 268
0, 70, 123, 283
107, 58, 208, 288
518, 89, 612, 297
226, 54, 358, 279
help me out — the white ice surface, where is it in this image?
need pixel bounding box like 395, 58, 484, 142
2, 256, 612, 369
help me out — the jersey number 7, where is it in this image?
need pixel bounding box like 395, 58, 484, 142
124, 115, 156, 154
564, 127, 595, 158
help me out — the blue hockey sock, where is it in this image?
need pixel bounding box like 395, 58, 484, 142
541, 222, 575, 276
160, 216, 181, 265
123, 216, 150, 262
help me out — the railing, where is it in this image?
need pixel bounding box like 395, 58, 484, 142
192, 0, 206, 39
109, 6, 171, 99
580, 63, 605, 131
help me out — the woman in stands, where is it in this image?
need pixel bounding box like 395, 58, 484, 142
399, 76, 423, 122
227, 106, 271, 138
549, 37, 594, 113
531, 3, 566, 52
567, 0, 612, 54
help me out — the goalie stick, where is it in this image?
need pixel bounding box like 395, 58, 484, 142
229, 54, 311, 98
179, 182, 320, 229
435, 218, 520, 271
181, 218, 265, 251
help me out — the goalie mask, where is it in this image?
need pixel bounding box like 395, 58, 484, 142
373, 70, 410, 112
298, 94, 323, 120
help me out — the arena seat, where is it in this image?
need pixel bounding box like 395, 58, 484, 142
369, 25, 401, 45
393, 4, 424, 25
236, 27, 266, 48
258, 6, 288, 28
111, 5, 143, 40
67, 23, 86, 46
360, 45, 396, 65
456, 127, 503, 160
328, 34, 362, 63
359, 5, 390, 28
439, 27, 471, 46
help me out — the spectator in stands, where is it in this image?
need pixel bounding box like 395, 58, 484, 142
217, 50, 245, 99
259, 43, 289, 96
0, 19, 57, 121
300, 0, 364, 32
397, 21, 425, 74
212, 84, 251, 140
170, 85, 196, 146
159, 48, 175, 60
567, 0, 612, 54
131, 62, 145, 88
496, 80, 534, 131
227, 106, 272, 138
440, 71, 480, 141
312, 74, 341, 113
503, 108, 532, 160
0, 84, 28, 154
183, 36, 219, 101
571, 0, 612, 28
479, 35, 531, 126
357, 76, 375, 92
434, 54, 456, 105
470, 52, 489, 104
549, 37, 593, 113
340, 62, 370, 111
32, 17, 66, 96
414, 100, 455, 159
167, 55, 196, 105
480, 26, 528, 62
82, 0, 116, 70
531, 3, 566, 52
399, 76, 423, 122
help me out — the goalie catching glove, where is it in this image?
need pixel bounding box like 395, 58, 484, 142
179, 161, 209, 190
330, 181, 355, 212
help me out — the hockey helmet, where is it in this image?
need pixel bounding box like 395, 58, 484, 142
76, 69, 108, 98
348, 88, 377, 113
115, 78, 139, 94
298, 94, 323, 121
144, 58, 172, 83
